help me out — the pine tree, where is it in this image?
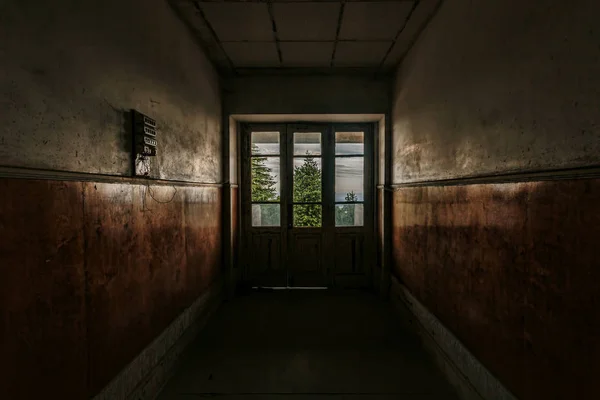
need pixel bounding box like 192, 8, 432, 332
251, 148, 359, 227
251, 144, 279, 225
293, 156, 322, 227
251, 145, 278, 202
335, 191, 358, 226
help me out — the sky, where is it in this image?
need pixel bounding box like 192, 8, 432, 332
252, 132, 365, 202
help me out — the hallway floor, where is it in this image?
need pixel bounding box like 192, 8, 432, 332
157, 289, 459, 399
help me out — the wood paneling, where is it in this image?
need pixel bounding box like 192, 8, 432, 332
289, 232, 325, 287
84, 183, 222, 394
231, 186, 239, 274
0, 179, 87, 399
0, 178, 222, 399
247, 232, 285, 286
334, 233, 365, 274
392, 178, 600, 399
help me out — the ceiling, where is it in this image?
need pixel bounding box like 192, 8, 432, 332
170, 0, 442, 76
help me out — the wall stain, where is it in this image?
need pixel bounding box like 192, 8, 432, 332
392, 178, 600, 399
0, 178, 222, 399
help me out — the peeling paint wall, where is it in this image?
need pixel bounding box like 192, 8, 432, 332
0, 0, 221, 182
392, 0, 600, 183
0, 0, 223, 398
391, 0, 600, 398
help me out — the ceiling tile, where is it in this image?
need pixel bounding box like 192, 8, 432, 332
280, 42, 335, 67
222, 42, 280, 67
199, 2, 273, 42
273, 3, 340, 41
384, 0, 442, 67
340, 1, 415, 41
334, 41, 391, 67
172, 1, 231, 70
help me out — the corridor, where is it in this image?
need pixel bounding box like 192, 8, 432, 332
157, 290, 458, 399
3, 0, 600, 399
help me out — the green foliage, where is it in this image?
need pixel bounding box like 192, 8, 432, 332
251, 145, 279, 225
293, 156, 321, 227
251, 145, 278, 202
335, 191, 358, 226
251, 149, 358, 228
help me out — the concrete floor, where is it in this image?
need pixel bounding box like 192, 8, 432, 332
157, 289, 459, 399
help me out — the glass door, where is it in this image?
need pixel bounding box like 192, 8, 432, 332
243, 124, 287, 287
286, 125, 328, 287
242, 123, 374, 288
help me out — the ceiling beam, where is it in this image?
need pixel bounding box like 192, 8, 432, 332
226, 66, 393, 78
219, 39, 393, 43
195, 0, 414, 3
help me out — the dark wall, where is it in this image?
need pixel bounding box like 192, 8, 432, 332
391, 0, 600, 398
0, 0, 221, 182
84, 182, 221, 395
0, 0, 223, 398
0, 180, 87, 399
392, 0, 600, 183
223, 75, 391, 115
393, 180, 600, 398
0, 180, 222, 398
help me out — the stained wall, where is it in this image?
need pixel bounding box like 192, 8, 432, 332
0, 0, 223, 398
391, 0, 600, 398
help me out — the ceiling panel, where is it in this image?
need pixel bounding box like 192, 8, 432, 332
334, 41, 391, 67
199, 2, 273, 42
273, 3, 340, 41
172, 0, 440, 74
340, 1, 415, 40
222, 42, 280, 67
280, 42, 335, 67
384, 0, 442, 67
173, 0, 232, 70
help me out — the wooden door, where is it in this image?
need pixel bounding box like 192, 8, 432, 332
241, 123, 374, 288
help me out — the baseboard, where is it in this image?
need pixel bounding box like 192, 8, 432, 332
390, 276, 518, 400
92, 279, 224, 400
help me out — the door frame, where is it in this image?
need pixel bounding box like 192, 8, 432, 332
239, 121, 377, 288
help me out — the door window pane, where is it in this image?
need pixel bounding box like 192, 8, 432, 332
335, 204, 364, 227
335, 132, 364, 155
294, 132, 321, 156
293, 204, 322, 227
252, 204, 280, 227
335, 157, 363, 202
251, 156, 280, 201
252, 131, 280, 155
293, 157, 321, 202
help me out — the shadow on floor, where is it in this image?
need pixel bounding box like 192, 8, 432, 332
157, 289, 458, 399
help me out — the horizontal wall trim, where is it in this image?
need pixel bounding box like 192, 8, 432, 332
0, 166, 223, 187
377, 184, 395, 192
389, 164, 600, 189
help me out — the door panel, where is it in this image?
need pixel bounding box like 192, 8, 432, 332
334, 233, 365, 274
288, 231, 324, 287
246, 232, 285, 287
286, 124, 328, 286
